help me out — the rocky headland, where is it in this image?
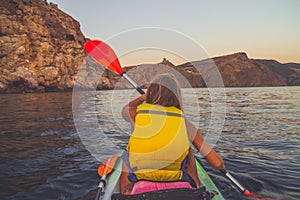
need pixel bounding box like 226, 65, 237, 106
0, 0, 300, 93
96, 54, 300, 90
0, 0, 86, 93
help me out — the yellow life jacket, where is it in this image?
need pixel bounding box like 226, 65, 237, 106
125, 103, 190, 182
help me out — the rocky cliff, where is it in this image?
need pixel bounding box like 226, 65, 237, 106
0, 0, 299, 93
0, 0, 86, 92
177, 52, 300, 87
96, 53, 300, 90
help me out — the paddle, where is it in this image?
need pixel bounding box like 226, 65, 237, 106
84, 39, 272, 199
84, 40, 145, 95
95, 155, 119, 200
221, 169, 273, 200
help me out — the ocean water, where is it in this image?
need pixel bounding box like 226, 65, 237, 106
0, 87, 299, 200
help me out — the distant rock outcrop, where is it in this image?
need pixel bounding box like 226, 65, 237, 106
160, 58, 175, 67
95, 58, 205, 91
0, 0, 86, 92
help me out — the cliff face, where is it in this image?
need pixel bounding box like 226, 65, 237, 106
175, 52, 300, 88
214, 53, 300, 87
0, 0, 86, 92
212, 53, 300, 87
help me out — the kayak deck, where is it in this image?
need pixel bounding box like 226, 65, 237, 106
101, 157, 224, 200
195, 158, 224, 200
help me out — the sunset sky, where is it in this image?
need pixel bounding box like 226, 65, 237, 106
50, 0, 300, 66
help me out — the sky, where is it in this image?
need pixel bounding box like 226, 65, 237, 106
49, 0, 300, 66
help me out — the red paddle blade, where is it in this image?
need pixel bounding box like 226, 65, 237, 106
244, 190, 274, 200
97, 154, 119, 177
84, 40, 124, 75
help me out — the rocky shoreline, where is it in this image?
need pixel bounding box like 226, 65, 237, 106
0, 0, 299, 93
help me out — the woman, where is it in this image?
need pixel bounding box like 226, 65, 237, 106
120, 74, 224, 195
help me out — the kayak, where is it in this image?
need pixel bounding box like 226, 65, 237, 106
98, 156, 225, 200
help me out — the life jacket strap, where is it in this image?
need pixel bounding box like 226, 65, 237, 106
122, 150, 189, 183
137, 110, 184, 118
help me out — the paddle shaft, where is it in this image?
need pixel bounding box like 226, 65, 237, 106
220, 169, 273, 199
221, 170, 246, 193
122, 73, 145, 95
94, 175, 106, 200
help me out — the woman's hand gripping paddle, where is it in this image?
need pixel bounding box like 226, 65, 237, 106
221, 170, 273, 200
95, 155, 119, 200
84, 40, 145, 95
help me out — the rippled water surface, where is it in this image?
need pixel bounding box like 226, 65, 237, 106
0, 87, 299, 200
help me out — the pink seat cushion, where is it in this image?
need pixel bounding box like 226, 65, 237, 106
130, 181, 192, 195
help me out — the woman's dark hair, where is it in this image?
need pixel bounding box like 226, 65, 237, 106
146, 74, 182, 110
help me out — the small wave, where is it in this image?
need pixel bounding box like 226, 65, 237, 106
34, 117, 66, 122
40, 130, 61, 136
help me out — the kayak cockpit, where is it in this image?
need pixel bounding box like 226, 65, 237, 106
99, 157, 224, 200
